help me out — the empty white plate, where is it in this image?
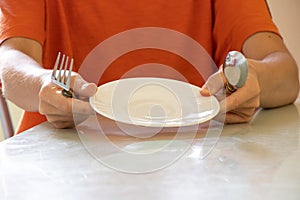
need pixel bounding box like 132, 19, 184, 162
90, 78, 220, 127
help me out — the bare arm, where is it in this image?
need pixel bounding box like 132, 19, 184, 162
0, 37, 50, 111
242, 32, 299, 108
0, 37, 97, 129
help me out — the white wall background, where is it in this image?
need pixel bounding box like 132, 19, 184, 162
0, 0, 300, 141
267, 0, 300, 76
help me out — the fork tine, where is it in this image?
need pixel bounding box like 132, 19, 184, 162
51, 52, 74, 98
66, 58, 74, 91
57, 54, 66, 82
51, 52, 61, 80
62, 56, 69, 84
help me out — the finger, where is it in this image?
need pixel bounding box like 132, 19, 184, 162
72, 98, 95, 114
229, 107, 256, 118
225, 112, 254, 124
49, 120, 75, 129
213, 110, 253, 124
40, 85, 95, 115
214, 97, 258, 124
39, 96, 72, 116
221, 65, 261, 113
45, 114, 74, 123
213, 112, 226, 123
46, 113, 90, 127
39, 100, 73, 116
71, 74, 97, 97
219, 87, 260, 114
39, 84, 70, 110
200, 68, 226, 96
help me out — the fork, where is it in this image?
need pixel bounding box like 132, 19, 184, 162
51, 52, 74, 98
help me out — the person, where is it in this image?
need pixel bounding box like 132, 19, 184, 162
0, 0, 298, 134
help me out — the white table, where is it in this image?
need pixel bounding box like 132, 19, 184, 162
0, 100, 300, 200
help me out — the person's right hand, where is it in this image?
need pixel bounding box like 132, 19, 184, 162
39, 72, 97, 129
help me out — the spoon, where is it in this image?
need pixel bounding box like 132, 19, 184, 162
223, 51, 248, 94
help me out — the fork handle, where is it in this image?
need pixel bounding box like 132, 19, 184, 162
62, 89, 73, 98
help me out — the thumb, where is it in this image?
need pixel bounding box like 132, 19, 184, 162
200, 69, 226, 96
72, 74, 97, 97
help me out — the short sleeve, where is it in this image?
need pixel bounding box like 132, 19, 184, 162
213, 0, 280, 66
0, 0, 45, 45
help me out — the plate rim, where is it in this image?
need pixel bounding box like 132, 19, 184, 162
89, 77, 220, 127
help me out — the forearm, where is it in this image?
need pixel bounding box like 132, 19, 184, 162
0, 47, 50, 111
249, 51, 299, 108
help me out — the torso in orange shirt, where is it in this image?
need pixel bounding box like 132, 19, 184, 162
0, 0, 279, 133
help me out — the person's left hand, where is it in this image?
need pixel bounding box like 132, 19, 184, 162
200, 60, 261, 123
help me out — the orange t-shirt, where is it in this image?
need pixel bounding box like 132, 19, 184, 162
0, 0, 279, 133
